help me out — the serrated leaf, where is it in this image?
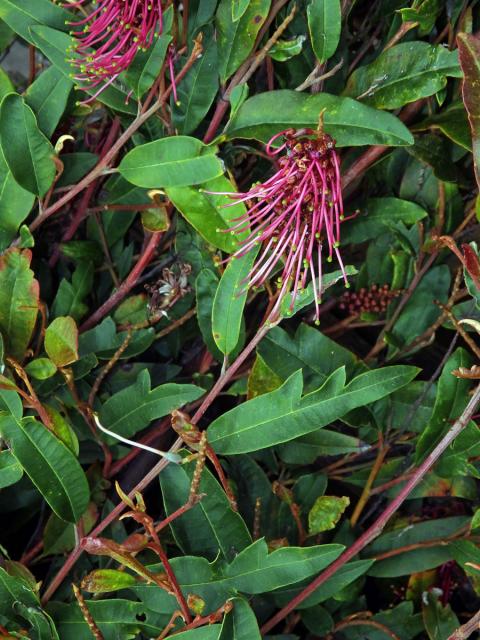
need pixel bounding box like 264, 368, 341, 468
209, 365, 419, 454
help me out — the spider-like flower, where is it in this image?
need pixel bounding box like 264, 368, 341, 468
217, 128, 349, 320
68, 0, 163, 100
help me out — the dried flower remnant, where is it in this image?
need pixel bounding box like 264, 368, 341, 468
68, 0, 164, 100
215, 126, 349, 320
339, 284, 401, 316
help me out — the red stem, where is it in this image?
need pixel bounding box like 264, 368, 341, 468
261, 383, 480, 634
79, 231, 163, 332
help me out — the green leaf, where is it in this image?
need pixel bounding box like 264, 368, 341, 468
458, 33, 480, 191
0, 93, 56, 197
219, 598, 261, 640
422, 590, 459, 640
0, 0, 71, 44
167, 175, 247, 253
343, 42, 462, 109
399, 0, 443, 36
307, 0, 341, 64
247, 353, 283, 398
212, 246, 259, 355
416, 348, 473, 462
173, 35, 219, 135
0, 66, 12, 100
269, 35, 306, 62
209, 365, 418, 454
24, 357, 57, 380
342, 197, 428, 244
0, 146, 35, 251
258, 324, 358, 392
278, 429, 366, 464
226, 91, 414, 146
308, 496, 350, 534
274, 559, 374, 608
45, 316, 79, 368
52, 261, 94, 321
223, 538, 343, 593
0, 415, 90, 522
49, 600, 168, 640
279, 266, 358, 318
0, 248, 39, 360
29, 26, 137, 115
216, 0, 271, 81
160, 455, 252, 561
98, 369, 204, 439
196, 269, 223, 360
0, 449, 22, 488
118, 136, 224, 188
232, 0, 250, 21
25, 66, 73, 138
0, 566, 38, 619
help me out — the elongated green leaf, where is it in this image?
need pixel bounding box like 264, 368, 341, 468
173, 34, 219, 135
0, 248, 39, 360
99, 369, 204, 439
226, 91, 414, 146
160, 455, 252, 561
25, 66, 73, 138
29, 26, 137, 115
212, 247, 259, 355
0, 449, 22, 488
0, 567, 38, 619
220, 598, 261, 640
208, 365, 419, 453
0, 415, 89, 522
232, 0, 250, 21
274, 559, 374, 608
0, 0, 71, 43
342, 197, 428, 244
416, 349, 473, 462
216, 0, 271, 81
118, 136, 224, 188
224, 538, 343, 593
344, 42, 462, 109
423, 591, 459, 640
0, 146, 34, 250
0, 93, 56, 197
307, 0, 341, 63
167, 175, 247, 253
458, 33, 480, 191
196, 269, 223, 359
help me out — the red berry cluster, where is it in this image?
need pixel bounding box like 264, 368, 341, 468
339, 284, 401, 316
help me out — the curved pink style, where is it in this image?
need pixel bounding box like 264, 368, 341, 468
68, 0, 163, 99
220, 129, 348, 320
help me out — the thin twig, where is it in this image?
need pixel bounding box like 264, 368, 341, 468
72, 584, 104, 640
449, 608, 480, 640
296, 58, 344, 92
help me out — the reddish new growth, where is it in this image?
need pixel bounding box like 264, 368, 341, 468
218, 127, 348, 320
68, 0, 163, 100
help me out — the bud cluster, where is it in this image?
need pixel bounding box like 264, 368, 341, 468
339, 283, 401, 316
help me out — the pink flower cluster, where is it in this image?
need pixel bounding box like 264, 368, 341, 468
220, 128, 348, 320
68, 0, 163, 99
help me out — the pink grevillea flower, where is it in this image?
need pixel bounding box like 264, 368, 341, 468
68, 0, 163, 100
217, 128, 349, 321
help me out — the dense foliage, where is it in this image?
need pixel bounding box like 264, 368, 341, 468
0, 0, 480, 638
